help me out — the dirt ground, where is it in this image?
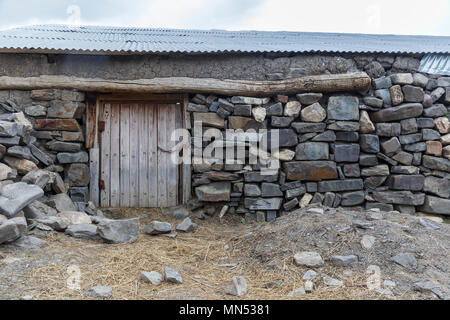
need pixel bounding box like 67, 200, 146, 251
0, 206, 448, 300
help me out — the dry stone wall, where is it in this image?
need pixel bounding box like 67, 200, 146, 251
0, 88, 89, 207
188, 73, 450, 221
0, 52, 449, 225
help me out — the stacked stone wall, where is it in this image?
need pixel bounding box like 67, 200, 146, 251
0, 88, 88, 209
188, 73, 450, 221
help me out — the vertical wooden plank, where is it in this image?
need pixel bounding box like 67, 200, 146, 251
120, 104, 130, 207
85, 99, 97, 149
166, 104, 178, 206
148, 104, 158, 207
129, 103, 140, 207
157, 104, 168, 207
182, 95, 192, 204
183, 93, 191, 130
175, 102, 183, 205
89, 148, 100, 206
94, 99, 101, 149
138, 104, 149, 207
88, 98, 100, 205
100, 103, 111, 207
110, 103, 121, 207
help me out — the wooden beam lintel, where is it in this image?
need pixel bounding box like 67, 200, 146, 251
0, 72, 371, 96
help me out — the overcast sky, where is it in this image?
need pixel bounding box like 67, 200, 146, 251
0, 0, 449, 36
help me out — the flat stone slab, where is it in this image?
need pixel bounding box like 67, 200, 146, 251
296, 142, 329, 161
226, 276, 247, 296
261, 183, 283, 197
141, 271, 163, 285
176, 217, 198, 232
323, 275, 344, 287
11, 236, 47, 249
195, 182, 231, 202
420, 196, 450, 215
318, 179, 364, 192
0, 182, 44, 217
327, 96, 359, 120
34, 119, 81, 132
231, 96, 269, 105
391, 253, 417, 269
296, 93, 323, 105
34, 216, 69, 231
143, 221, 172, 235
48, 193, 77, 212
97, 218, 140, 244
388, 175, 425, 191
65, 224, 100, 240
283, 161, 338, 181
0, 219, 21, 244
372, 103, 423, 122
57, 211, 91, 225
193, 112, 225, 128
57, 152, 89, 164
330, 255, 358, 266
334, 144, 360, 162
422, 155, 450, 173
292, 122, 326, 133
244, 198, 282, 211
294, 251, 324, 267
164, 267, 183, 284
86, 286, 112, 298
303, 270, 318, 280
341, 191, 365, 206
244, 172, 279, 183
372, 191, 425, 206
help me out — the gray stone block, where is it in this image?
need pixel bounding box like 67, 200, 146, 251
318, 179, 363, 192
327, 96, 360, 121
420, 196, 450, 215
261, 183, 283, 197
244, 198, 283, 211
388, 175, 425, 191
296, 142, 329, 160
372, 103, 423, 122
360, 134, 380, 154
334, 144, 360, 162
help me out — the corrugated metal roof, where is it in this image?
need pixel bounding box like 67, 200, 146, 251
0, 24, 449, 55
418, 54, 450, 75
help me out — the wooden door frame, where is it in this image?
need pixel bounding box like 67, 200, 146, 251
87, 93, 191, 207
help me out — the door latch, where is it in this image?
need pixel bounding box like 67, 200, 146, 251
98, 121, 106, 132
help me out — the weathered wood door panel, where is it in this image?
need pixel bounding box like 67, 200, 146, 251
100, 103, 181, 208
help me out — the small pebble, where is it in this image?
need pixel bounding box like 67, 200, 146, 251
289, 286, 305, 296
376, 288, 392, 296
384, 280, 396, 288
303, 270, 318, 280
305, 280, 314, 293
86, 286, 112, 298
164, 267, 183, 284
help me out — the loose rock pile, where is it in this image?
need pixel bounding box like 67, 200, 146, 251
187, 74, 450, 221
0, 89, 100, 245
236, 205, 449, 299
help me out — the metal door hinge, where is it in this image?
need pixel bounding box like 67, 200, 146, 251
98, 121, 106, 132
99, 179, 105, 190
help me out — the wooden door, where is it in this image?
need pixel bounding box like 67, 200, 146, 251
99, 102, 182, 208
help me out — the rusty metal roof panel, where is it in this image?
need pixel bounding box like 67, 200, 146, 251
0, 24, 449, 55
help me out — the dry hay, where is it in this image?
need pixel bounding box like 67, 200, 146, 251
4, 207, 437, 300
